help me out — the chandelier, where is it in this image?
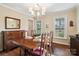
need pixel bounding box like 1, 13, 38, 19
29, 4, 46, 17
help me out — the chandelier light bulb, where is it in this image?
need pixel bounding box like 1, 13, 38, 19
29, 3, 46, 17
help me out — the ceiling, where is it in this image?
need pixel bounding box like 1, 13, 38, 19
0, 3, 78, 15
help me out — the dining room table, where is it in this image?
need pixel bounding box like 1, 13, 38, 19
11, 39, 37, 55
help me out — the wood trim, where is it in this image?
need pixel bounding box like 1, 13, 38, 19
53, 16, 68, 39
53, 42, 70, 49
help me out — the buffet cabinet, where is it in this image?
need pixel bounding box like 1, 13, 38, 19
2, 30, 25, 51
70, 34, 79, 55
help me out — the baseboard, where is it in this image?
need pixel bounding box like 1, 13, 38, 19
53, 41, 70, 45
53, 42, 70, 48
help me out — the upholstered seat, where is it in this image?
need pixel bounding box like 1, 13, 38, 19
27, 33, 48, 56
32, 47, 44, 56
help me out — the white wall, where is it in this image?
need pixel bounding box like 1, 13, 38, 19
76, 6, 79, 33
0, 4, 78, 51
41, 8, 77, 45
0, 5, 28, 51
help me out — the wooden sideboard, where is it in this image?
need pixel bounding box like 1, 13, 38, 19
2, 30, 25, 51
70, 34, 79, 55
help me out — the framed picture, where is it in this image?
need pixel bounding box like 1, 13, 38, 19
70, 21, 74, 27
5, 17, 20, 29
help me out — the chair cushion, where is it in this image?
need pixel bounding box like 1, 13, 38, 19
32, 47, 44, 55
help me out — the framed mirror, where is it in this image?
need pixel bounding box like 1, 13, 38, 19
5, 17, 20, 29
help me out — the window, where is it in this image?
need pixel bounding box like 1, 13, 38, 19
53, 16, 67, 39
35, 20, 41, 35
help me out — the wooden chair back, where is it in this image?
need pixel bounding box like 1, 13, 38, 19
49, 31, 53, 55
40, 33, 46, 55
43, 31, 53, 55
31, 32, 53, 56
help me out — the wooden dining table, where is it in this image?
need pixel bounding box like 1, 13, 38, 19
11, 39, 37, 55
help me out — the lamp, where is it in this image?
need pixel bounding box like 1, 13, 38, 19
28, 4, 46, 35
29, 4, 46, 17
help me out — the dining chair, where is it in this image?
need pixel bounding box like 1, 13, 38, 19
49, 31, 53, 55
29, 33, 48, 56
44, 31, 53, 56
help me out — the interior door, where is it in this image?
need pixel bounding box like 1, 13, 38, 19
28, 20, 33, 31
28, 20, 34, 36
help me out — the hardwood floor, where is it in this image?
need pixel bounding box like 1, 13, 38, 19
0, 47, 21, 56
53, 43, 71, 56
0, 43, 71, 56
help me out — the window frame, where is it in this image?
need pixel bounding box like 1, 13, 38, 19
53, 16, 68, 39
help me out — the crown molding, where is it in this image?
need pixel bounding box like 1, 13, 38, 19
0, 4, 25, 15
